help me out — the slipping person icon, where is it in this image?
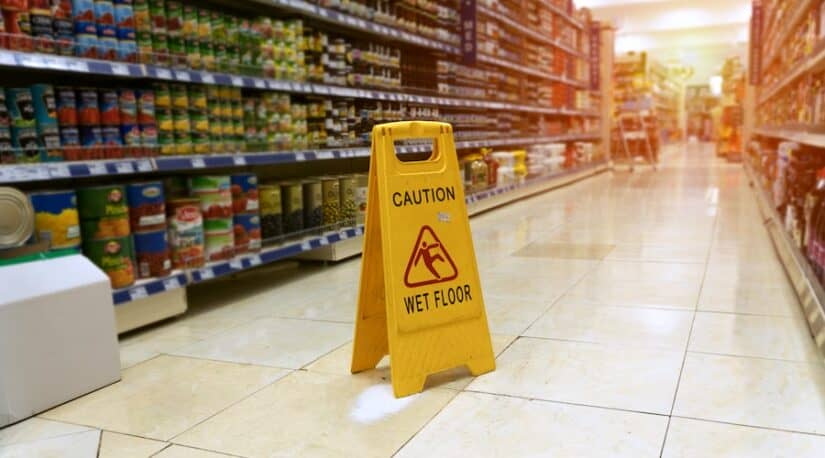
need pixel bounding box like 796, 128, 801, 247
415, 241, 445, 279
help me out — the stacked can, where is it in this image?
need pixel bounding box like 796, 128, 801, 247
238, 18, 261, 76
31, 84, 62, 162
165, 0, 185, 68
94, 0, 117, 61
189, 175, 234, 261
153, 82, 175, 154
126, 181, 171, 279
77, 184, 135, 288
136, 88, 158, 156
301, 178, 321, 232
29, 0, 55, 54
264, 93, 292, 151
0, 88, 12, 164
339, 174, 357, 227
148, 0, 168, 66
354, 173, 368, 225
76, 87, 103, 159
55, 86, 81, 160
281, 181, 303, 234
189, 85, 209, 154
52, 0, 73, 56
242, 95, 265, 152
258, 18, 304, 81
97, 88, 122, 158
118, 88, 139, 157
181, 4, 199, 69
230, 173, 261, 253
133, 0, 151, 63
231, 87, 243, 152
321, 176, 340, 227
212, 86, 241, 153
2, 0, 34, 52
5, 87, 40, 163
259, 184, 282, 241
170, 83, 191, 154
166, 197, 204, 268
29, 190, 82, 250
73, 0, 96, 58
114, 0, 136, 62
206, 85, 222, 152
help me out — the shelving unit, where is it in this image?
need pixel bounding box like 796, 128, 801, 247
0, 0, 611, 332
748, 0, 825, 349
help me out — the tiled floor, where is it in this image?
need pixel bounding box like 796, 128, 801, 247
4, 143, 825, 457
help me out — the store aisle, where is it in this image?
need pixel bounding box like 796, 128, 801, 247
4, 143, 825, 457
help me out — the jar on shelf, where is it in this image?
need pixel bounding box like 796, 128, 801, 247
462, 153, 488, 193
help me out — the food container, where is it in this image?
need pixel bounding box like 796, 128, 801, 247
321, 176, 340, 226
166, 198, 204, 268
0, 187, 34, 248
29, 190, 81, 250
233, 213, 261, 253
118, 88, 137, 124
204, 230, 233, 261
99, 89, 120, 125
76, 88, 101, 125
133, 229, 172, 278
259, 185, 282, 240
230, 173, 259, 214
82, 235, 135, 288
354, 173, 368, 225
338, 175, 356, 226
188, 174, 230, 193
30, 84, 57, 127
77, 185, 130, 238
203, 217, 232, 233
126, 181, 165, 232
195, 191, 232, 219
55, 86, 78, 126
281, 181, 303, 234
301, 179, 322, 230
5, 87, 36, 128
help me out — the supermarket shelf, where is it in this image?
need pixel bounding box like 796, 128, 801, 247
538, 0, 584, 30
251, 0, 459, 53
759, 44, 825, 105
744, 160, 825, 354
754, 127, 825, 149
762, 0, 817, 69
112, 226, 364, 305
477, 53, 587, 87
477, 4, 584, 58
0, 133, 601, 184
111, 159, 609, 305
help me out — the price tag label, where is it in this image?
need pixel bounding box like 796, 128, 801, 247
300, 241, 312, 251
175, 70, 191, 82
19, 54, 46, 68
88, 162, 108, 175
199, 268, 214, 280
340, 231, 348, 239
355, 227, 363, 236
319, 237, 329, 246
136, 159, 153, 172
0, 52, 14, 66
233, 155, 247, 166
316, 151, 334, 160
111, 63, 129, 76
43, 56, 69, 70
163, 277, 181, 289
231, 76, 244, 86
155, 68, 172, 79
248, 255, 262, 266
229, 259, 243, 269
295, 152, 306, 161
253, 78, 266, 89
48, 164, 71, 178
201, 73, 215, 84
129, 286, 149, 300
191, 157, 206, 168
115, 162, 134, 174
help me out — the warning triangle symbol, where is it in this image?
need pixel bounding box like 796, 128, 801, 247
403, 225, 459, 288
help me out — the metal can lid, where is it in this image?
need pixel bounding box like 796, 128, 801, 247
0, 187, 34, 248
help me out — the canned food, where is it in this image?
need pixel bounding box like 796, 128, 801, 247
79, 125, 103, 159
83, 236, 135, 288
182, 4, 197, 39
30, 84, 57, 126
339, 175, 357, 226
77, 184, 128, 219
233, 213, 261, 253
75, 33, 98, 59
126, 181, 165, 232
190, 112, 208, 133
76, 88, 101, 125
133, 229, 171, 278
117, 39, 137, 62
203, 217, 232, 233
148, 0, 165, 34
153, 83, 170, 109
259, 185, 282, 239
204, 230, 233, 261
302, 179, 322, 230
60, 126, 82, 160
170, 84, 188, 110
189, 175, 230, 193
94, 0, 114, 25
29, 190, 81, 250
11, 125, 40, 163
230, 173, 258, 214
281, 181, 302, 234
97, 35, 117, 61
117, 88, 137, 124
136, 89, 156, 124
55, 86, 78, 125
321, 176, 340, 226
114, 2, 134, 29
101, 125, 123, 158
133, 0, 150, 32
167, 197, 204, 268
99, 89, 120, 125
0, 187, 34, 248
30, 2, 55, 54
4, 9, 34, 52
5, 87, 36, 128
38, 127, 62, 162
195, 191, 232, 219
165, 0, 182, 36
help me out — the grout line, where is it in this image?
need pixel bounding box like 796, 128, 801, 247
670, 414, 825, 438
685, 349, 825, 366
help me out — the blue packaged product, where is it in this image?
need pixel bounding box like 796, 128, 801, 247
117, 27, 135, 41
232, 213, 261, 252
30, 84, 58, 127
10, 125, 40, 163
60, 126, 80, 146
230, 173, 258, 193
117, 39, 137, 62
126, 181, 166, 231
114, 3, 134, 29
79, 125, 103, 147
102, 125, 122, 145
76, 33, 98, 59
73, 0, 95, 22
97, 22, 117, 38
5, 88, 36, 128
94, 0, 115, 25
97, 36, 118, 61
133, 228, 172, 278
121, 124, 140, 146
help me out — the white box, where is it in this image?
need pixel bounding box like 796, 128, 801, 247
0, 254, 121, 427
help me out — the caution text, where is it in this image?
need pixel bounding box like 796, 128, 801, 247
403, 284, 472, 314
392, 186, 456, 207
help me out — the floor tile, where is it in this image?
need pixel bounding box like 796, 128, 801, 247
605, 242, 709, 263
170, 317, 352, 369
0, 429, 100, 458
173, 371, 456, 458
689, 312, 820, 362
153, 445, 237, 457
482, 294, 555, 335
266, 286, 357, 323
480, 272, 577, 303
697, 284, 802, 317
512, 241, 615, 260
467, 337, 684, 414
98, 431, 167, 458
0, 418, 93, 446
40, 355, 288, 441
396, 391, 668, 458
305, 334, 517, 390
663, 417, 825, 458
674, 353, 825, 434
525, 300, 694, 351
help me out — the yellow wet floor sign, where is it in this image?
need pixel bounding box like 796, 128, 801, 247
351, 121, 495, 397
